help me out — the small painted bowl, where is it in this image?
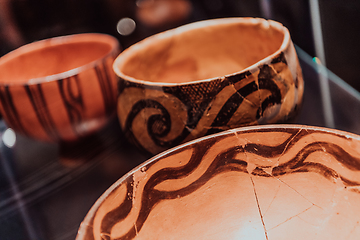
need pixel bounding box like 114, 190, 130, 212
76, 125, 360, 240
0, 33, 120, 142
113, 18, 304, 154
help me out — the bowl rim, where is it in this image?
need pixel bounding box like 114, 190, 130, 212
113, 17, 292, 87
76, 123, 360, 239
0, 33, 120, 86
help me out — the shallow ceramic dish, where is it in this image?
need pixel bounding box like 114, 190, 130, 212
76, 125, 360, 240
0, 33, 120, 142
113, 18, 304, 154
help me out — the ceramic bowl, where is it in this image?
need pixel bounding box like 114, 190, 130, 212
0, 33, 120, 142
113, 18, 304, 154
76, 125, 360, 240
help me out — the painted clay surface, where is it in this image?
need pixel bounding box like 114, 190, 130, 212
0, 33, 120, 142
76, 125, 360, 240
113, 18, 304, 154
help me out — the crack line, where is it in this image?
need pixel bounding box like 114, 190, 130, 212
272, 177, 322, 209
268, 205, 314, 231
263, 183, 281, 217
276, 128, 302, 166
250, 176, 269, 240
134, 223, 138, 236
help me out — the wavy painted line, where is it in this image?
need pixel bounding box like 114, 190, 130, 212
58, 76, 84, 136
98, 128, 359, 240
100, 138, 216, 239
96, 130, 360, 239
100, 178, 135, 240
98, 129, 299, 239
272, 141, 360, 182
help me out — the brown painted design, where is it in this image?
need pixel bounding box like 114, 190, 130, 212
58, 75, 84, 136
77, 126, 360, 240
118, 54, 300, 154
0, 33, 120, 142
25, 84, 60, 141
94, 61, 117, 116
115, 18, 304, 154
0, 86, 26, 135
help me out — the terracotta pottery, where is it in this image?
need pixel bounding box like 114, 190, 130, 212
113, 18, 304, 154
76, 125, 360, 240
0, 33, 120, 142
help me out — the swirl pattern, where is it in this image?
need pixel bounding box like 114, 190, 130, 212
118, 48, 303, 154
77, 126, 360, 240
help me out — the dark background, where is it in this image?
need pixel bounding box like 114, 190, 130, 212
0, 0, 359, 91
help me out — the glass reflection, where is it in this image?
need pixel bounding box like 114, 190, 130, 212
2, 128, 16, 148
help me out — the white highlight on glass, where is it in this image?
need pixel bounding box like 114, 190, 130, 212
117, 18, 136, 36
2, 128, 16, 148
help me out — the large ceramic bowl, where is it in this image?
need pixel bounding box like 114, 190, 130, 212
76, 125, 360, 240
0, 33, 120, 142
113, 18, 304, 154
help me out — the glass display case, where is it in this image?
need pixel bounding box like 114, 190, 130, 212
0, 46, 359, 240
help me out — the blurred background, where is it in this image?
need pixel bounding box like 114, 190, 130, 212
0, 0, 359, 91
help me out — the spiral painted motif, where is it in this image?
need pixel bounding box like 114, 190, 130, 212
77, 126, 360, 240
118, 50, 304, 154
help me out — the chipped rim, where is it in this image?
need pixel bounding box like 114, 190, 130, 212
76, 124, 360, 239
113, 17, 291, 87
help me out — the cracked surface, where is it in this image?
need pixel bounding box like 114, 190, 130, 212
117, 19, 283, 83
114, 18, 304, 154
76, 125, 360, 240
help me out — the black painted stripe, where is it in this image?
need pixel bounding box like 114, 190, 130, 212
125, 99, 190, 150
58, 76, 84, 136
209, 80, 258, 129
95, 62, 114, 116
271, 52, 287, 64
105, 137, 218, 240
0, 86, 26, 134
273, 141, 360, 176
256, 65, 282, 118
25, 84, 60, 141
101, 61, 117, 104
100, 178, 135, 240
66, 75, 84, 122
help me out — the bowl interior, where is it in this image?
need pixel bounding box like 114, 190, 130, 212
116, 19, 285, 83
77, 125, 360, 240
0, 35, 114, 84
